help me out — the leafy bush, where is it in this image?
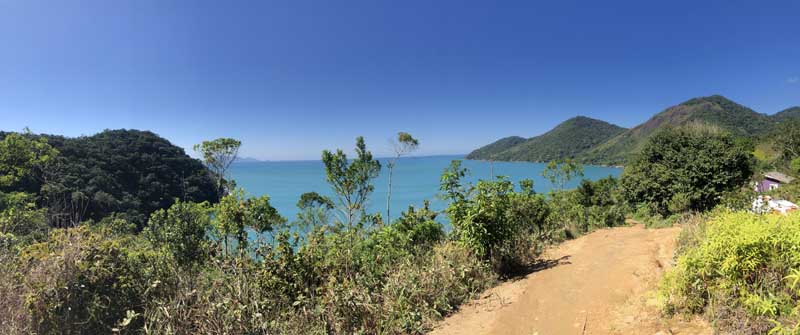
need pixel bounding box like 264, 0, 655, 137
145, 200, 213, 269
720, 186, 759, 212
376, 201, 444, 254
452, 177, 517, 258
442, 171, 552, 272
440, 161, 576, 276
549, 177, 627, 237
660, 211, 800, 334
621, 127, 754, 216
547, 190, 589, 238
0, 192, 49, 247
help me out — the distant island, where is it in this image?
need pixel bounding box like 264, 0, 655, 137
467, 95, 800, 165
234, 156, 265, 163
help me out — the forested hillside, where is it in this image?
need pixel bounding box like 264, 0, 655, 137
470, 116, 626, 162
465, 136, 526, 160
0, 129, 218, 227
469, 95, 800, 165
773, 106, 800, 122
580, 95, 776, 164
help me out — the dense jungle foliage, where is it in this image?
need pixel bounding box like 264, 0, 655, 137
0, 129, 219, 228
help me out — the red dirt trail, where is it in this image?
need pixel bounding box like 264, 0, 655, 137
430, 225, 710, 335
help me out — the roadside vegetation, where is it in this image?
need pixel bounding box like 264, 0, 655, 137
660, 211, 800, 334
657, 119, 800, 334
1, 118, 797, 334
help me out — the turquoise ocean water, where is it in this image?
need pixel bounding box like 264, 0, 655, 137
231, 155, 621, 224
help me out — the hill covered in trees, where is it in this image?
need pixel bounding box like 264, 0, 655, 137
467, 117, 626, 162
465, 136, 526, 160
0, 129, 219, 227
469, 95, 800, 165
773, 106, 800, 122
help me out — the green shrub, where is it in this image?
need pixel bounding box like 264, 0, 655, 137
441, 164, 553, 264
383, 201, 444, 252
145, 200, 213, 269
621, 127, 754, 216
547, 190, 588, 238
548, 177, 627, 237
441, 172, 554, 276
19, 226, 173, 334
660, 211, 800, 333
0, 192, 49, 247
454, 177, 517, 258
720, 186, 758, 212
506, 191, 550, 238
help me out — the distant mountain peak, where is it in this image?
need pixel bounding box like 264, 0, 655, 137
680, 94, 755, 112
466, 116, 626, 162
684, 94, 733, 103
468, 95, 800, 166
560, 115, 610, 125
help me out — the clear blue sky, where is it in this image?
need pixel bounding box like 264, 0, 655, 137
1, 0, 798, 160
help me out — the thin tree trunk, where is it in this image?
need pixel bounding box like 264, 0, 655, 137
386, 161, 394, 225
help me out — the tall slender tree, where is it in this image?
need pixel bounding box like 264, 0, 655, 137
194, 138, 241, 196
322, 136, 381, 227
385, 132, 419, 223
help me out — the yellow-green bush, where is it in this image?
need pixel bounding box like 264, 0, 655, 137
660, 211, 800, 333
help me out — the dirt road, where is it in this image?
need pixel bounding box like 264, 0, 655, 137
429, 225, 710, 335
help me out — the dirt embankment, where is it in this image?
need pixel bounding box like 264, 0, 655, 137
429, 225, 710, 335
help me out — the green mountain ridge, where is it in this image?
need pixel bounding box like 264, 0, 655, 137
466, 116, 626, 162
772, 106, 800, 122
468, 95, 800, 166
465, 136, 526, 160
